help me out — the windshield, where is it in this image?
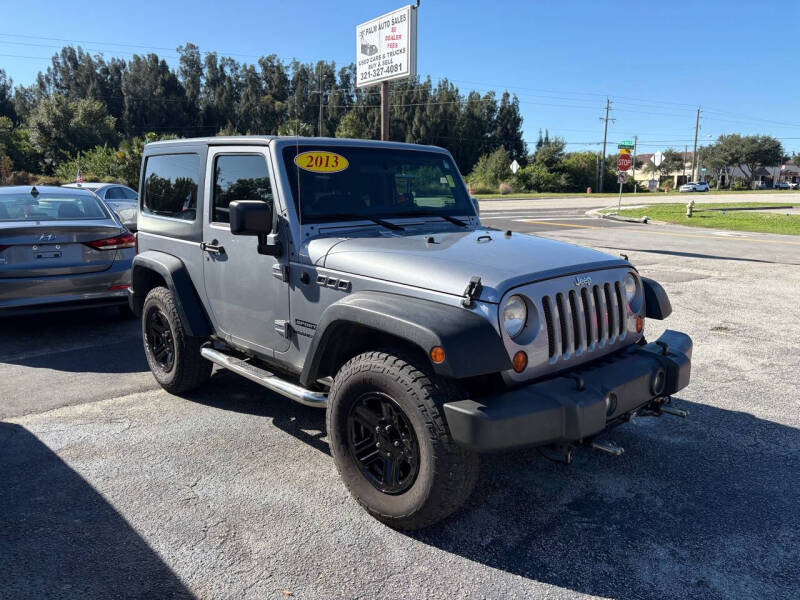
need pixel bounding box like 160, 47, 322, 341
0, 192, 109, 221
282, 146, 474, 222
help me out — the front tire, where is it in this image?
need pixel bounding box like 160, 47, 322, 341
327, 350, 479, 530
141, 286, 211, 394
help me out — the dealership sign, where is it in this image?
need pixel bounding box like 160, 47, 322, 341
356, 5, 418, 88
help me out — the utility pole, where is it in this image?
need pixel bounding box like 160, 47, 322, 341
317, 64, 324, 137
599, 98, 613, 193
381, 81, 390, 141
632, 135, 638, 192
690, 106, 701, 180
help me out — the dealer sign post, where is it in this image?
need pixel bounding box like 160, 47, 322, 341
356, 4, 418, 140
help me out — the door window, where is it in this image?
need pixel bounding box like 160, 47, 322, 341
212, 154, 272, 224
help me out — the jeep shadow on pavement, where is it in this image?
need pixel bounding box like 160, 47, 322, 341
128, 136, 693, 529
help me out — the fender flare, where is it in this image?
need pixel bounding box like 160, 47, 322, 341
130, 251, 212, 338
299, 291, 511, 387
642, 277, 672, 320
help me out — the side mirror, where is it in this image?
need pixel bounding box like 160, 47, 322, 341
230, 200, 273, 235
471, 197, 480, 216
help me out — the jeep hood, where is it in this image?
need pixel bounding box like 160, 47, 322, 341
304, 229, 630, 303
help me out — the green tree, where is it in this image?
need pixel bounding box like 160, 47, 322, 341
715, 134, 783, 187
532, 135, 566, 170
178, 43, 203, 126
493, 92, 526, 161
561, 151, 598, 192
0, 69, 15, 121
123, 54, 190, 137
27, 95, 117, 171
335, 111, 373, 139
278, 118, 313, 136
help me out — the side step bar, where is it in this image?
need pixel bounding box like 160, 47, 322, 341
200, 347, 328, 408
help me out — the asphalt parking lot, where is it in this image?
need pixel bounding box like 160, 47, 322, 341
2, 199, 799, 599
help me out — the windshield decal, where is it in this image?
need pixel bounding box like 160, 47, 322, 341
294, 151, 349, 173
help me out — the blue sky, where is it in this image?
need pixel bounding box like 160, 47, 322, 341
2, 0, 799, 155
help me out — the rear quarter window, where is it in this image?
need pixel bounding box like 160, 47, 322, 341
142, 154, 202, 221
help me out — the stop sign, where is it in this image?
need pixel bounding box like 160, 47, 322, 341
618, 154, 632, 171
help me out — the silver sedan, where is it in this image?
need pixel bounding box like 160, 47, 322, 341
62, 182, 138, 231
0, 185, 135, 317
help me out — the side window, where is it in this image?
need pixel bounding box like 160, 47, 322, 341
212, 154, 272, 224
105, 187, 124, 200
142, 153, 202, 221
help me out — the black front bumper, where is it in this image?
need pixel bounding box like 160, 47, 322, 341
443, 330, 692, 452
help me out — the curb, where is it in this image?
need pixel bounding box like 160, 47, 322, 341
585, 207, 649, 224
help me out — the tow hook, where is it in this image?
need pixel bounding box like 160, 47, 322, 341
589, 440, 625, 456
646, 396, 689, 418
660, 404, 688, 418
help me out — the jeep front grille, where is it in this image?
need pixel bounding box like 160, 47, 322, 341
542, 281, 626, 359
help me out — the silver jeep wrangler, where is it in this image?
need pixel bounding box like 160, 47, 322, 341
129, 137, 692, 529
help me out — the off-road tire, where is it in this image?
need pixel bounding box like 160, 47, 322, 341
141, 286, 211, 394
327, 350, 479, 530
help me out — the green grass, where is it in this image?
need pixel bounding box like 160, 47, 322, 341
602, 202, 800, 236
473, 189, 797, 200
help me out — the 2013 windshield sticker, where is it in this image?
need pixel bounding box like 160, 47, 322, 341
294, 151, 349, 173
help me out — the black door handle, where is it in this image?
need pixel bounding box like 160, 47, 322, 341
201, 241, 225, 254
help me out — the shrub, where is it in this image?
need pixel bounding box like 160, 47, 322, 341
55, 145, 119, 184
8, 171, 33, 185
465, 181, 493, 195
514, 163, 560, 192
467, 147, 511, 189
32, 175, 63, 186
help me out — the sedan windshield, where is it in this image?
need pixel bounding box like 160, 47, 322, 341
282, 146, 474, 223
0, 193, 109, 221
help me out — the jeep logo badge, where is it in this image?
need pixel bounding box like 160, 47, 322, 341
574, 275, 592, 287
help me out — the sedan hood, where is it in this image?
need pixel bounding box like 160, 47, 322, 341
304, 228, 629, 302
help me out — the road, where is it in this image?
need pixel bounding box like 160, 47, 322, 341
2, 194, 799, 599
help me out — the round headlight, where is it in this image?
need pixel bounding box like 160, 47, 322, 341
624, 273, 637, 302
502, 295, 527, 339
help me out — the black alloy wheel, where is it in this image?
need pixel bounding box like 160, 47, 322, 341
346, 392, 420, 495
145, 308, 175, 372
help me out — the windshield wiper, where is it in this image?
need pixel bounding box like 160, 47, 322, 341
317, 213, 404, 231
392, 211, 468, 227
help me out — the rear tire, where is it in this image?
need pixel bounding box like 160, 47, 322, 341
327, 350, 479, 530
141, 286, 211, 394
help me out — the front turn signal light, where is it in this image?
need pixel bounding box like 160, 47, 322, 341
512, 351, 528, 373
636, 315, 644, 333
430, 346, 446, 364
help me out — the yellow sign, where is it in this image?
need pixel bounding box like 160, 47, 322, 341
294, 151, 349, 173
619, 148, 631, 155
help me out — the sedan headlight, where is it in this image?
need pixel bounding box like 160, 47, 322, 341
502, 295, 527, 339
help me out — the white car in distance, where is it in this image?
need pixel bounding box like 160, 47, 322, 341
679, 181, 710, 193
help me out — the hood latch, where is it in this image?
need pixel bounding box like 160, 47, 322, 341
462, 276, 483, 308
